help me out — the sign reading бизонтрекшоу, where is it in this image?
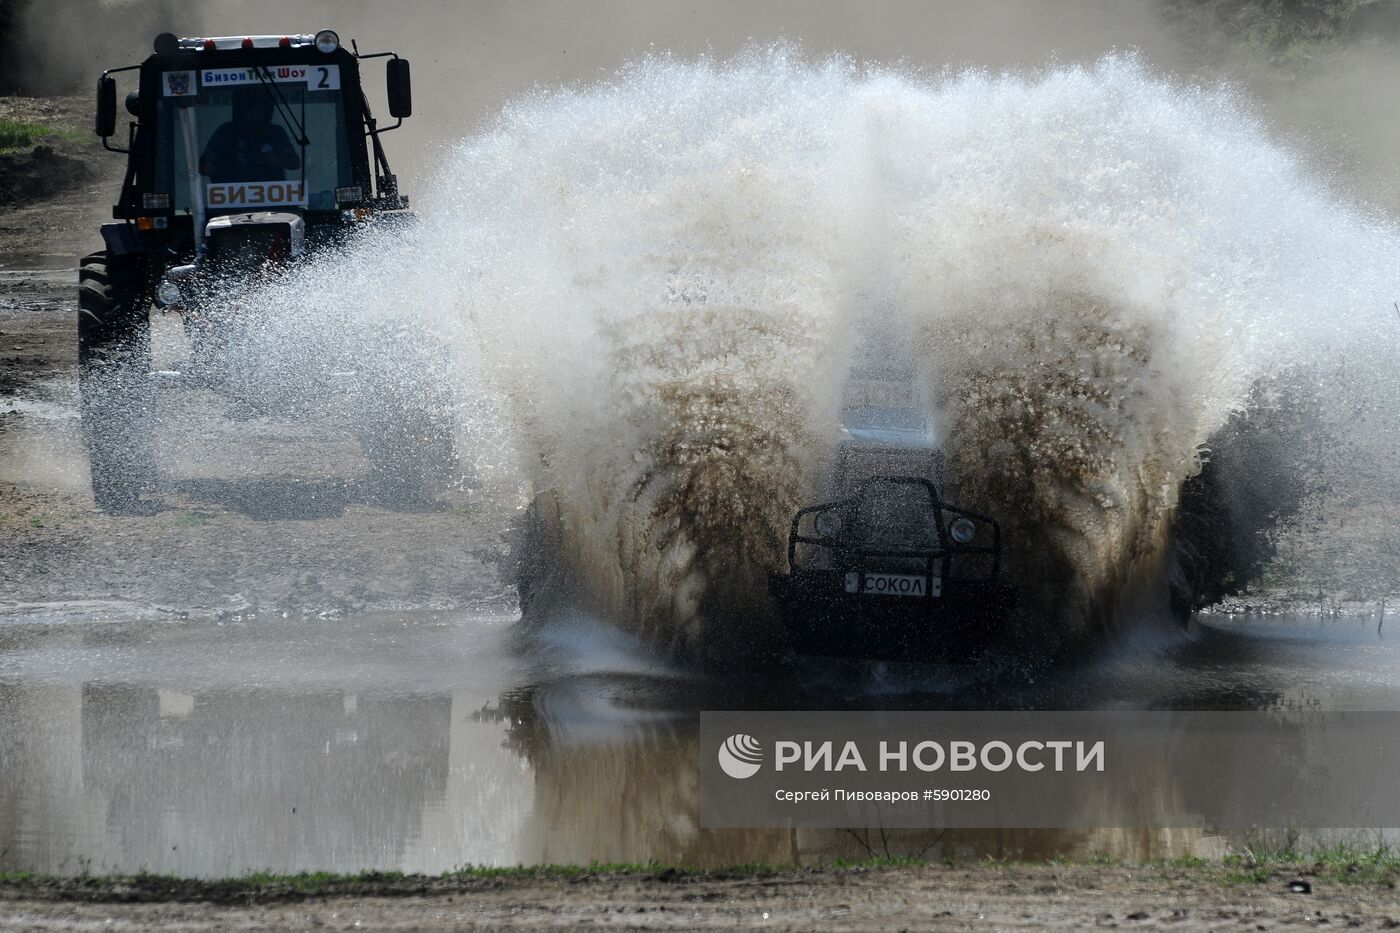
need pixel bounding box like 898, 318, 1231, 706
699, 711, 1400, 829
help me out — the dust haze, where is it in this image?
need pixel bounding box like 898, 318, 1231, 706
13, 1, 1400, 209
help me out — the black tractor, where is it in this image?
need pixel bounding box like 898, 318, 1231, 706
82, 30, 453, 513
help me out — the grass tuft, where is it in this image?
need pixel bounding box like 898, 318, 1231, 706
0, 119, 76, 152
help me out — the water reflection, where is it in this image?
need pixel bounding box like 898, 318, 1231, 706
0, 613, 1393, 875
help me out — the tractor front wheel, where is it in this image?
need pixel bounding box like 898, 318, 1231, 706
77, 250, 157, 514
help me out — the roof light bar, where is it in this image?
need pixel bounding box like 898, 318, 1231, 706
175, 34, 317, 52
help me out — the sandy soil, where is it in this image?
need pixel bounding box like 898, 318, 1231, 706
2, 864, 1399, 930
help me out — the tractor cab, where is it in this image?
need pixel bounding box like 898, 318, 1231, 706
95, 30, 411, 261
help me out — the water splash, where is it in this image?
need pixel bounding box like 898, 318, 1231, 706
301, 48, 1400, 658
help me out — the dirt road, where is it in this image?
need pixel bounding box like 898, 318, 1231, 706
2, 863, 1399, 930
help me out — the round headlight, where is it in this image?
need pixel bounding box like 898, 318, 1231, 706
156, 279, 183, 307
314, 29, 340, 54
949, 517, 977, 545
814, 510, 844, 538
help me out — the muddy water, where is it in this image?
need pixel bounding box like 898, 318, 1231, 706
0, 610, 1395, 877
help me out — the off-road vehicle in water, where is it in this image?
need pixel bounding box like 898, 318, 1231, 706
513, 332, 1018, 666
768, 359, 1016, 663
82, 30, 452, 513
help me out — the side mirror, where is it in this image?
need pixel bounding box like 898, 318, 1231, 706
386, 58, 411, 119
96, 75, 117, 137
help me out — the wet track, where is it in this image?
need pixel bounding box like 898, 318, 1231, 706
1, 609, 1395, 876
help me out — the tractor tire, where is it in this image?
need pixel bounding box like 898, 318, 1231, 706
78, 250, 157, 514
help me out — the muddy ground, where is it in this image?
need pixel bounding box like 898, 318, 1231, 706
2, 864, 1399, 930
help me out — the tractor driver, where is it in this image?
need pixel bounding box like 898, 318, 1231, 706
198, 91, 301, 184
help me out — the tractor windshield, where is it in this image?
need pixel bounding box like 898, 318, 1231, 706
154, 63, 353, 215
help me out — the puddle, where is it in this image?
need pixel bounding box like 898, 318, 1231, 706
0, 610, 1396, 875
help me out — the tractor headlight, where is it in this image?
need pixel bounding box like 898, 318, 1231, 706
314, 29, 340, 54
815, 510, 844, 538
156, 278, 183, 307
949, 517, 977, 545
155, 264, 195, 308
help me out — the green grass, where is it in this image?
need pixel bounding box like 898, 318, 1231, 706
241, 868, 408, 891
1142, 839, 1400, 886
0, 859, 887, 896
1227, 837, 1400, 886
3, 847, 1399, 901
0, 119, 76, 153
0, 862, 736, 900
